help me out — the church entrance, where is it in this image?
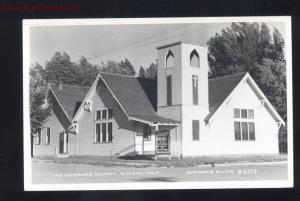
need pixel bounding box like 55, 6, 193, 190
156, 130, 170, 154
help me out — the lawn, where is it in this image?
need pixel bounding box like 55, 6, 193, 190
33, 154, 287, 168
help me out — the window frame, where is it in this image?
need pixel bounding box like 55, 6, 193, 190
248, 122, 255, 140
190, 49, 200, 68
95, 123, 101, 143
233, 108, 255, 141
165, 50, 175, 68
45, 127, 51, 145
95, 108, 113, 143
166, 75, 172, 106
241, 109, 248, 118
192, 120, 200, 141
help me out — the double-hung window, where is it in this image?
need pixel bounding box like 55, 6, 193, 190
233, 108, 255, 141
45, 127, 50, 144
95, 108, 113, 143
192, 120, 200, 140
166, 75, 172, 106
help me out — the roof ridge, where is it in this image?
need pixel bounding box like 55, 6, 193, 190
209, 72, 247, 81
100, 72, 136, 78
49, 83, 91, 88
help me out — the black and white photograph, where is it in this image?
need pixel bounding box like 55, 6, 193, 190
23, 17, 293, 190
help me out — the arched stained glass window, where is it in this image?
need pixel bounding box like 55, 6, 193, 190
190, 49, 200, 68
166, 50, 174, 68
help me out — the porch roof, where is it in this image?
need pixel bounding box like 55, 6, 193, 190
130, 115, 180, 125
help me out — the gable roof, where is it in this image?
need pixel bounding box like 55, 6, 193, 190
49, 84, 90, 120
205, 72, 284, 125
65, 73, 178, 125
137, 77, 157, 111
100, 73, 157, 116
205, 73, 247, 121
48, 71, 283, 127
99, 73, 178, 125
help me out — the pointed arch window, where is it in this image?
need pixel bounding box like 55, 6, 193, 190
166, 50, 175, 68
190, 49, 200, 68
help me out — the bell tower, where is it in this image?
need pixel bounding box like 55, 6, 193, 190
156, 42, 209, 119
156, 42, 209, 157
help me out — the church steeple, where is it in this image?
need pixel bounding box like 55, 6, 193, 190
156, 42, 209, 116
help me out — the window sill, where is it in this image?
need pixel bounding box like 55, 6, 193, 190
44, 143, 51, 145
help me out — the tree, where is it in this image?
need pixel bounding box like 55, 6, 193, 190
100, 58, 136, 76
30, 53, 138, 155
138, 66, 146, 77
146, 61, 158, 79
207, 22, 287, 153
77, 56, 99, 86
30, 63, 52, 132
119, 58, 136, 76
139, 60, 158, 79
44, 52, 81, 85
30, 63, 52, 156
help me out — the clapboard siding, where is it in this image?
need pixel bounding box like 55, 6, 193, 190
33, 92, 76, 156
76, 80, 136, 156
158, 105, 181, 121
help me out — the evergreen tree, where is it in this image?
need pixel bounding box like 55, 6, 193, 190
146, 61, 158, 79
100, 58, 136, 76
119, 58, 136, 76
138, 66, 146, 77
77, 56, 99, 86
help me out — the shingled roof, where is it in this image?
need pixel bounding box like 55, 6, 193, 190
205, 72, 247, 121
49, 84, 90, 120
100, 73, 157, 117
99, 73, 178, 124
48, 72, 247, 125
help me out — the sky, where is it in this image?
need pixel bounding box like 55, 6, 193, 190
30, 21, 285, 72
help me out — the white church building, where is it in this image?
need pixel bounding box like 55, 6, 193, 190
33, 41, 285, 158
156, 41, 284, 157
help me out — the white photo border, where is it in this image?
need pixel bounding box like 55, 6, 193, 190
23, 16, 293, 191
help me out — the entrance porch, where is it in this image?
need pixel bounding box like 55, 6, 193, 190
134, 123, 181, 159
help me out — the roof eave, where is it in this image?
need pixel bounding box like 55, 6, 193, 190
206, 73, 285, 126
98, 74, 131, 120
129, 116, 180, 126
246, 74, 285, 125
48, 85, 72, 124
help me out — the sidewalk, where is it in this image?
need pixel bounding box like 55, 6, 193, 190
32, 154, 288, 168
